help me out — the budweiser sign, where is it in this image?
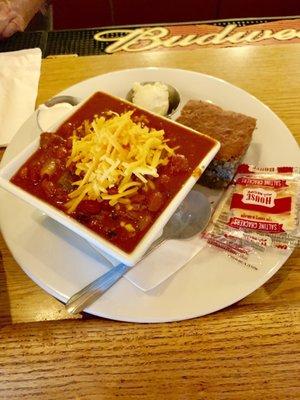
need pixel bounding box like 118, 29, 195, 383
94, 19, 300, 53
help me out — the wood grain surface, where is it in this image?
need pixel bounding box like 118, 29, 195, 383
1, 304, 299, 400
0, 43, 300, 399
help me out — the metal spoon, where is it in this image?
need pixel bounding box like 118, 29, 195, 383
126, 81, 181, 117
65, 189, 211, 314
36, 95, 81, 130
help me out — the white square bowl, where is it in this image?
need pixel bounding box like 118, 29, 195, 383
0, 92, 220, 266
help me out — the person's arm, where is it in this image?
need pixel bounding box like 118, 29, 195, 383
0, 0, 45, 39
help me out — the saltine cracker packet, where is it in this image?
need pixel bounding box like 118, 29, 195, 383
204, 165, 300, 269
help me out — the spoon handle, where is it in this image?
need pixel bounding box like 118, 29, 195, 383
65, 263, 130, 314
65, 236, 166, 314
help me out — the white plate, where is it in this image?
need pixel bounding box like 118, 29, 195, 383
1, 67, 299, 323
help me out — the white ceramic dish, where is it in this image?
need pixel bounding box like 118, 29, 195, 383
0, 91, 219, 266
0, 67, 299, 323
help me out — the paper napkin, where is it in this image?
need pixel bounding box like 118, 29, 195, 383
125, 236, 206, 291
91, 235, 207, 292
0, 48, 42, 147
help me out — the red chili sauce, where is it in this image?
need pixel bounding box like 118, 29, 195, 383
11, 92, 217, 253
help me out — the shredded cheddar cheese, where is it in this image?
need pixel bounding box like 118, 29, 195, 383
65, 111, 175, 213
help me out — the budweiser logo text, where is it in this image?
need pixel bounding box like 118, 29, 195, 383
94, 25, 300, 53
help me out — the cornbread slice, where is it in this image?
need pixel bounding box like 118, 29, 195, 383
176, 100, 256, 188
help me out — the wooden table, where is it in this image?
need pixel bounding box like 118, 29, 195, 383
1, 44, 299, 399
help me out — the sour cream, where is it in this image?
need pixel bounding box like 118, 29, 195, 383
131, 82, 169, 116
38, 102, 74, 131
